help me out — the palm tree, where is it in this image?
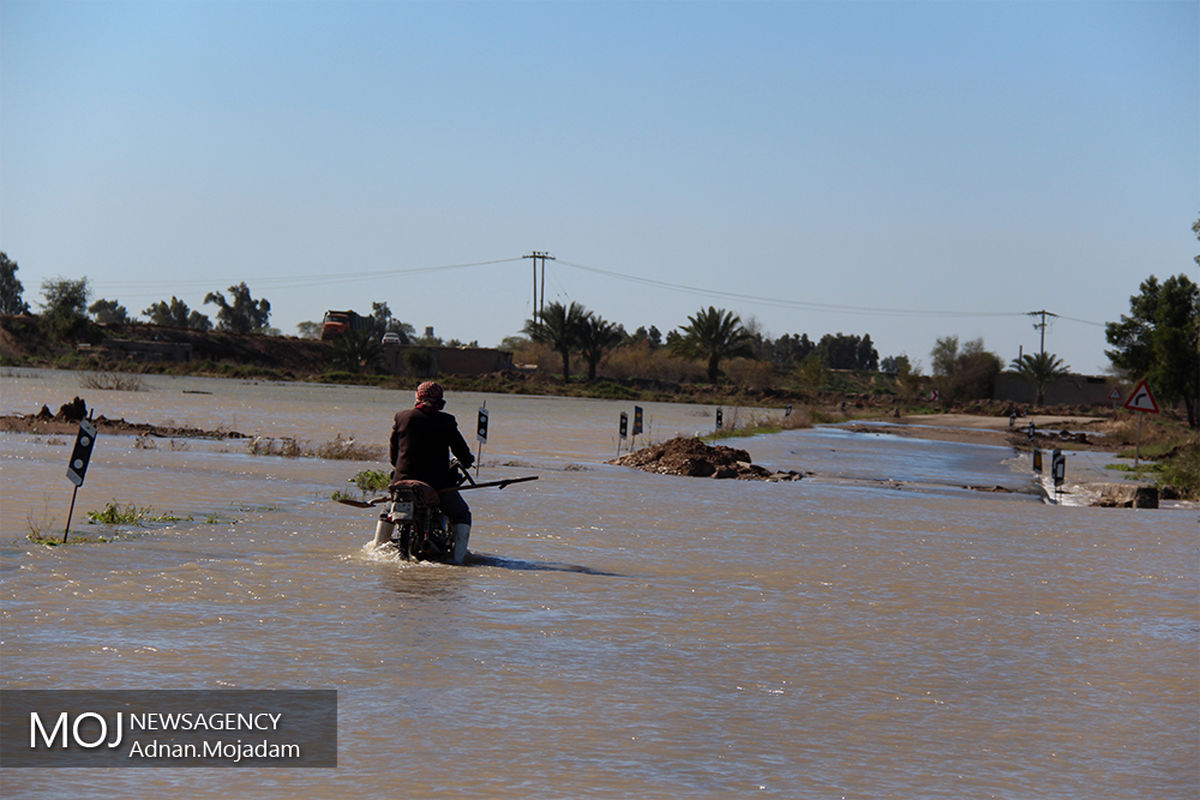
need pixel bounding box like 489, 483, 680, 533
671, 306, 756, 383
523, 301, 588, 382
1011, 351, 1069, 405
329, 329, 382, 374
578, 313, 623, 381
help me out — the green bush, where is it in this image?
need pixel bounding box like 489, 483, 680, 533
87, 501, 185, 525
1158, 447, 1200, 500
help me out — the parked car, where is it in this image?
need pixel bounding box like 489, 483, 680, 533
381, 332, 402, 345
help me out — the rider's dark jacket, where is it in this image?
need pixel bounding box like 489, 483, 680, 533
390, 406, 474, 489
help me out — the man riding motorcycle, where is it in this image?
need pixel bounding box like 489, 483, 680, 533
388, 381, 474, 564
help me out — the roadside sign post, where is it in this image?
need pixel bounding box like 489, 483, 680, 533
715, 408, 723, 431
631, 406, 643, 451
475, 404, 488, 477
1032, 448, 1042, 473
618, 412, 628, 456
1123, 379, 1160, 469
64, 417, 98, 541
1051, 449, 1066, 502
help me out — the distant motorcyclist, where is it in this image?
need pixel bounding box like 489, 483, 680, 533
389, 381, 474, 563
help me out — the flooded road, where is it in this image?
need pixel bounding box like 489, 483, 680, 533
2, 369, 1197, 798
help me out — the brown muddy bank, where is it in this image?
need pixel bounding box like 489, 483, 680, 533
0, 396, 247, 439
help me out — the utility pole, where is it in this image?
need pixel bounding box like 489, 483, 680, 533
523, 251, 555, 324
1027, 310, 1058, 357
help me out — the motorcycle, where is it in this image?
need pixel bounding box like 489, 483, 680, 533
359, 460, 537, 563
376, 484, 452, 562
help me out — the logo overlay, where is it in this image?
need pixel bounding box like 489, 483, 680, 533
1, 690, 337, 768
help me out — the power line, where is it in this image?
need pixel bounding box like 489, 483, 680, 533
88, 250, 1112, 332
559, 259, 1110, 328
91, 257, 525, 295
557, 258, 1027, 319
1054, 313, 1106, 328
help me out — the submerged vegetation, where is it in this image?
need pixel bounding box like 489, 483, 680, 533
23, 500, 230, 546
332, 469, 391, 503
79, 371, 146, 391
27, 531, 112, 546
247, 433, 383, 461
87, 501, 187, 525
85, 501, 232, 526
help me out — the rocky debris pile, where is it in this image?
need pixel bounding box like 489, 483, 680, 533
611, 436, 803, 481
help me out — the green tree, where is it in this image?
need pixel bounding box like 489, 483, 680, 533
328, 329, 382, 374
627, 324, 663, 349
880, 354, 911, 375
524, 301, 588, 382
368, 302, 416, 342
39, 277, 91, 340
499, 335, 529, 351
814, 332, 879, 370
144, 296, 190, 327
795, 352, 828, 393
187, 310, 213, 332
930, 335, 960, 378
1193, 215, 1200, 267
1010, 351, 1070, 406
0, 252, 30, 315
670, 306, 755, 383
296, 320, 322, 339
144, 296, 212, 331
578, 312, 623, 381
88, 298, 130, 324
770, 333, 815, 367
930, 336, 1002, 402
145, 297, 187, 328
204, 282, 271, 334
1106, 272, 1200, 428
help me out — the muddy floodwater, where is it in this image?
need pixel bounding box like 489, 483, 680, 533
2, 369, 1197, 799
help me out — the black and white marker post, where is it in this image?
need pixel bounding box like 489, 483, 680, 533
632, 405, 643, 452
475, 403, 488, 478
64, 416, 98, 541
618, 411, 628, 456
1051, 448, 1066, 503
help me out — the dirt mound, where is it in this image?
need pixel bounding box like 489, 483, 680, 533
611, 436, 802, 481
2, 397, 247, 439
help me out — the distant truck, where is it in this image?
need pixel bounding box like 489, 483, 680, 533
320, 310, 371, 340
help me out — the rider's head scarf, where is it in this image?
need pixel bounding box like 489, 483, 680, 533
415, 381, 445, 411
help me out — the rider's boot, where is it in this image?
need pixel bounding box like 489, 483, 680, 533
451, 523, 471, 565
373, 515, 396, 549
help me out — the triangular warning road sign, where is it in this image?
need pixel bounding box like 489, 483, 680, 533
1123, 379, 1160, 413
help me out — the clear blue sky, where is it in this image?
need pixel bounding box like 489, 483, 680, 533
3, 0, 1196, 374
